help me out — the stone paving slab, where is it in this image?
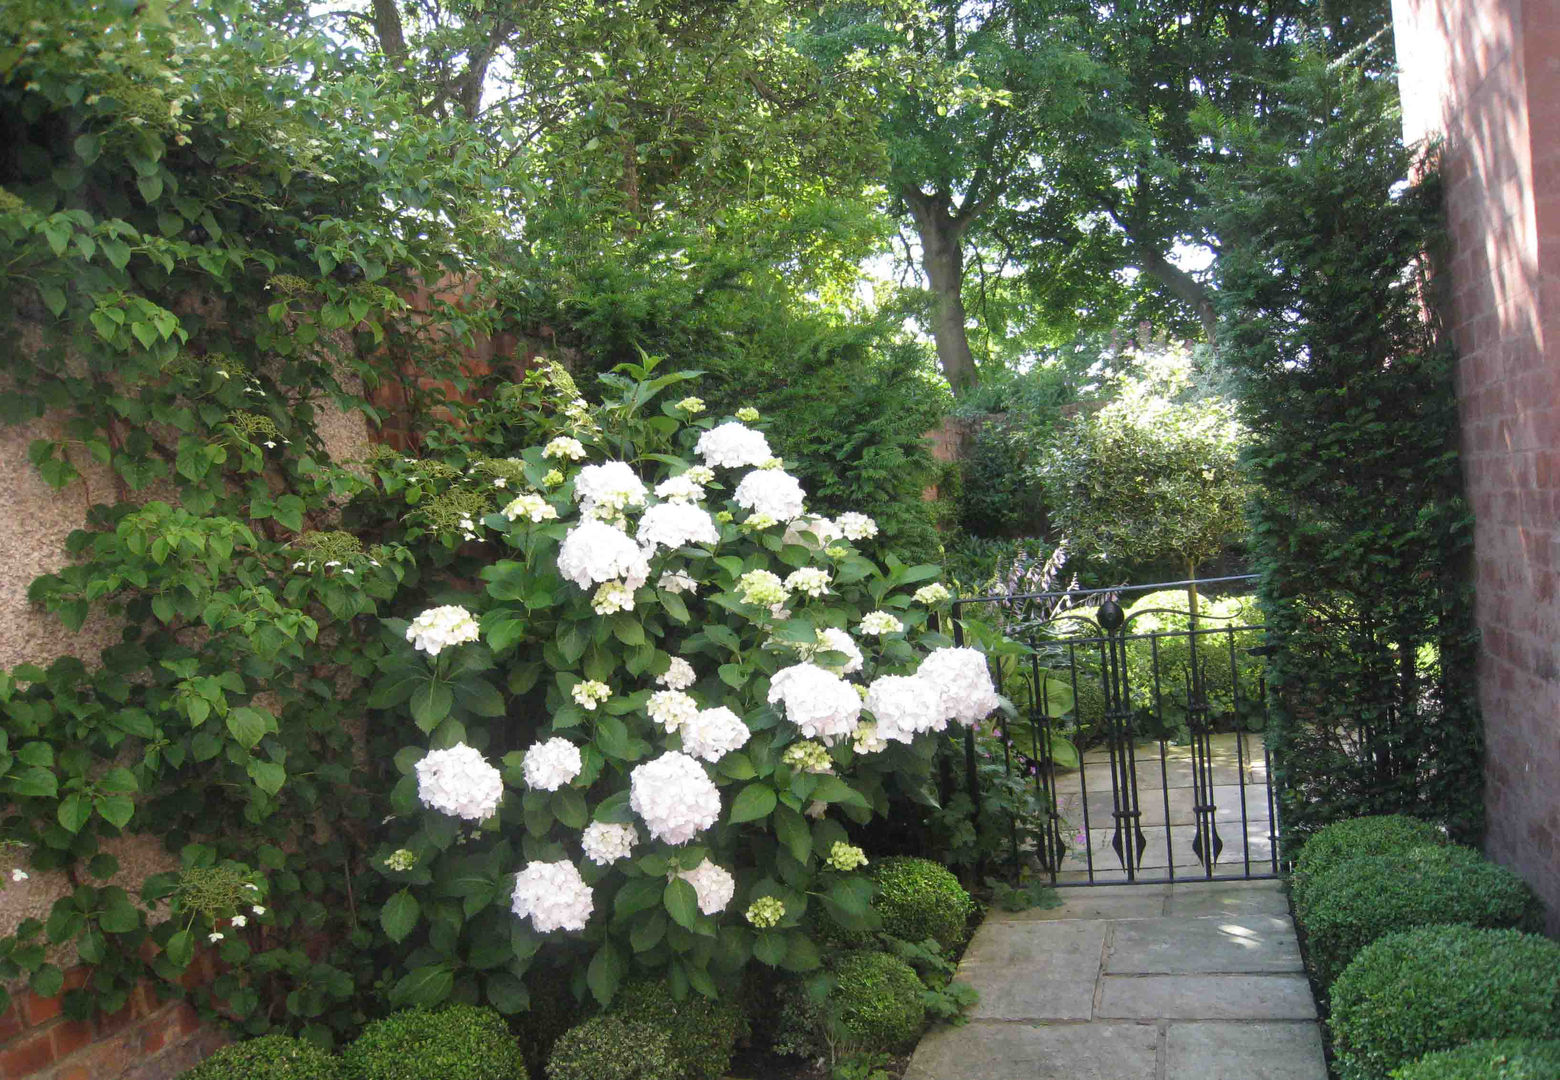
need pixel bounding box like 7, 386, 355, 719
907, 878, 1324, 1080
1105, 914, 1302, 974
1098, 974, 1317, 1020
1165, 1021, 1327, 1080
904, 1021, 1161, 1080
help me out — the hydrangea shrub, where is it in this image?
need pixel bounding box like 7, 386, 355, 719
367, 359, 991, 1012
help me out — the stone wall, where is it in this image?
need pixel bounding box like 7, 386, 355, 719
1392, 0, 1560, 931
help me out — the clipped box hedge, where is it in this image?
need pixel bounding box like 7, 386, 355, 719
1290, 814, 1446, 910
1391, 1039, 1560, 1080
1329, 926, 1560, 1080
1296, 843, 1542, 987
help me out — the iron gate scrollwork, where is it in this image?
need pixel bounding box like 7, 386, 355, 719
952, 576, 1282, 888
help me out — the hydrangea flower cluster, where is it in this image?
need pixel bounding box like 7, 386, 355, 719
558, 520, 651, 590
574, 461, 648, 520
835, 512, 878, 540
913, 582, 952, 605
637, 502, 720, 552
852, 722, 887, 754
648, 690, 700, 733
781, 740, 834, 774
678, 859, 736, 915
572, 680, 612, 710
826, 843, 869, 872
522, 737, 582, 791
737, 569, 787, 607
415, 743, 503, 821
384, 849, 417, 872
592, 580, 636, 614
746, 896, 785, 928
405, 605, 481, 657
734, 469, 805, 521
657, 657, 697, 690
919, 647, 1003, 725
581, 822, 638, 866
630, 752, 721, 845
679, 707, 750, 762
543, 436, 587, 460
859, 610, 904, 636
654, 475, 705, 503
865, 674, 943, 743
813, 627, 863, 675
675, 396, 706, 414
783, 515, 843, 549
659, 570, 698, 595
785, 567, 830, 597
695, 422, 772, 468
768, 663, 862, 743
501, 493, 558, 523
735, 407, 761, 423
511, 860, 593, 933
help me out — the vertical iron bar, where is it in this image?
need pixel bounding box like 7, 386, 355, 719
1033, 654, 1062, 883
952, 608, 982, 883
1150, 635, 1174, 881
1231, 626, 1251, 878
1075, 642, 1096, 882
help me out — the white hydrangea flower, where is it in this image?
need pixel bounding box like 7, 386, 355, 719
733, 469, 806, 521
581, 822, 639, 866
522, 737, 583, 791
737, 569, 788, 607
852, 722, 888, 755
558, 520, 651, 591
659, 570, 698, 595
574, 461, 648, 517
913, 582, 952, 605
758, 456, 785, 471
767, 663, 862, 744
865, 674, 944, 743
637, 502, 720, 552
657, 657, 697, 690
10, 868, 28, 883
405, 605, 481, 657
685, 465, 715, 485
743, 512, 779, 530
814, 627, 863, 675
209, 932, 224, 943
695, 422, 772, 468
677, 859, 736, 915
859, 610, 904, 636
501, 493, 558, 523
511, 860, 593, 933
654, 475, 706, 503
785, 567, 830, 598
592, 580, 636, 614
572, 680, 612, 710
679, 706, 750, 762
629, 751, 722, 845
675, 396, 706, 414
648, 690, 701, 733
415, 743, 504, 821
543, 436, 587, 461
783, 515, 844, 549
836, 512, 879, 540
918, 647, 1003, 726
230, 914, 248, 928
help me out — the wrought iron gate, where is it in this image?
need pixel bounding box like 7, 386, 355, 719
952, 576, 1281, 887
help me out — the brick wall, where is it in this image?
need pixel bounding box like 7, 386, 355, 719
1392, 0, 1560, 931
0, 963, 226, 1080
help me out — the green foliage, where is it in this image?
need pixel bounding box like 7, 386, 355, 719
1290, 815, 1448, 910
1391, 1040, 1560, 1080
1328, 927, 1560, 1080
178, 1034, 344, 1080
1038, 345, 1250, 578
606, 979, 741, 1080
1211, 47, 1482, 843
1295, 844, 1543, 988
545, 1018, 676, 1080
868, 857, 974, 951
827, 951, 927, 1052
340, 1006, 526, 1080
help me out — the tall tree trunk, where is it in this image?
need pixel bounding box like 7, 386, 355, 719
1136, 245, 1218, 344
370, 0, 407, 64
904, 188, 979, 393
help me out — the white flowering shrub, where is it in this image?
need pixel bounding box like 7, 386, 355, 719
358, 360, 999, 1014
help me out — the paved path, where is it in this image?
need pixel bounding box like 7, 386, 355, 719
904, 880, 1325, 1080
